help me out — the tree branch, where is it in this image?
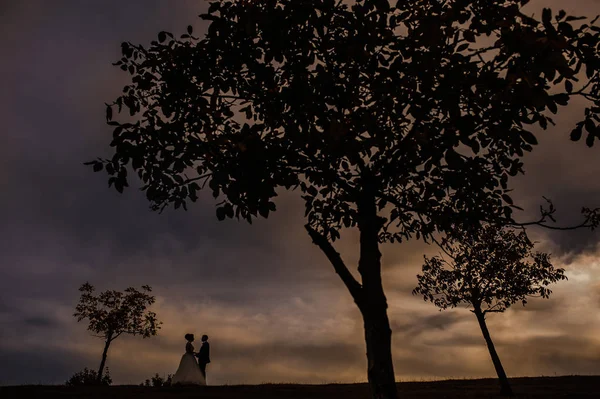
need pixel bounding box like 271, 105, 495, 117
305, 224, 363, 301
511, 201, 600, 231
482, 308, 504, 315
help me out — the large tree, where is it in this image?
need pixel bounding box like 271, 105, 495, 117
86, 1, 600, 398
413, 225, 567, 396
74, 283, 161, 383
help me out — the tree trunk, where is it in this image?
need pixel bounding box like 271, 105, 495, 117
356, 180, 398, 399
97, 332, 113, 383
308, 177, 397, 399
360, 301, 397, 399
474, 307, 513, 397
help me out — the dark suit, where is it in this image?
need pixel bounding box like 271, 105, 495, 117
196, 341, 210, 379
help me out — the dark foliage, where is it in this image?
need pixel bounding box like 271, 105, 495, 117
74, 283, 160, 338
413, 226, 566, 313
142, 373, 173, 387
88, 0, 600, 237
65, 367, 112, 386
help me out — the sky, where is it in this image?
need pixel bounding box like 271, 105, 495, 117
1, 0, 600, 386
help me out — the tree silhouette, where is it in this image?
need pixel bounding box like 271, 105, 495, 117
73, 282, 161, 383
413, 225, 566, 396
86, 1, 600, 397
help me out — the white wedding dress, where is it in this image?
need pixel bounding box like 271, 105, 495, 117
172, 342, 206, 385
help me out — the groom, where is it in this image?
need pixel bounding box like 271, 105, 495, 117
195, 334, 210, 380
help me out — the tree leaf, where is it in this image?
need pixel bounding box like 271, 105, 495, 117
445, 148, 462, 167
520, 130, 538, 145
585, 118, 595, 134
553, 93, 569, 106
463, 30, 476, 43
501, 194, 514, 205
216, 207, 226, 221
564, 80, 573, 93
570, 125, 583, 141
586, 132, 596, 147
542, 8, 552, 26
258, 202, 270, 218
456, 43, 469, 52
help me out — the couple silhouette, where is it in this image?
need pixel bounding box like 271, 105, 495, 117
172, 333, 211, 386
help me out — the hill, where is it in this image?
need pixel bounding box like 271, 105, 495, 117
1, 376, 598, 398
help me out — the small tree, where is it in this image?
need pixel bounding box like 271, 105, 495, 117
413, 226, 566, 396
74, 282, 161, 383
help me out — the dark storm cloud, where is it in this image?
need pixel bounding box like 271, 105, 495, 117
0, 349, 91, 386
2, 0, 600, 387
506, 98, 600, 257
22, 317, 58, 329
391, 311, 466, 336
0, 0, 212, 261
0, 0, 321, 314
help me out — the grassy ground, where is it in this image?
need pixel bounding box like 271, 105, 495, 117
1, 376, 598, 398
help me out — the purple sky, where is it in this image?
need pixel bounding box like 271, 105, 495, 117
1, 0, 600, 386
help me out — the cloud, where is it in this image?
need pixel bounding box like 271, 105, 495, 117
0, 349, 90, 386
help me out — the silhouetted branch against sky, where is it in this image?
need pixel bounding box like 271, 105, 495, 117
413, 225, 567, 314
73, 282, 161, 340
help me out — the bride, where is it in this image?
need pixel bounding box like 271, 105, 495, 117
172, 333, 207, 385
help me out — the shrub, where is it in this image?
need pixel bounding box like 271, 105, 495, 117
66, 367, 112, 386
141, 373, 172, 387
